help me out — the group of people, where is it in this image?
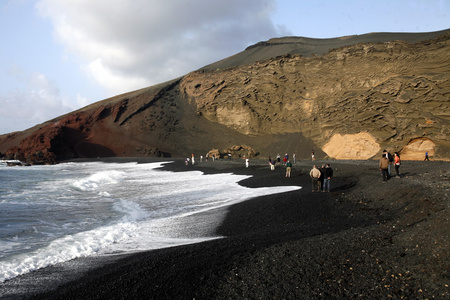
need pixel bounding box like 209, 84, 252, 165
268, 153, 296, 175
379, 149, 401, 182
309, 164, 333, 192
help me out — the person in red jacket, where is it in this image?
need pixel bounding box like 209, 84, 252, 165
394, 152, 401, 178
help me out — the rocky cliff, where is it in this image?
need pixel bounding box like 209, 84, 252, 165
1, 30, 449, 162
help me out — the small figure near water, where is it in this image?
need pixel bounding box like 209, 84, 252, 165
309, 165, 321, 192
270, 160, 275, 171
285, 160, 292, 177
424, 152, 430, 161
245, 158, 249, 168
268, 156, 275, 171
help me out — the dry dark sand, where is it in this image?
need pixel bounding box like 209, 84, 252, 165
5, 158, 449, 299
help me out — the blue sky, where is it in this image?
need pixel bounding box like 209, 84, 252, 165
0, 0, 448, 134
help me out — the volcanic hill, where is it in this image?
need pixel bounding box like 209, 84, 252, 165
1, 29, 449, 162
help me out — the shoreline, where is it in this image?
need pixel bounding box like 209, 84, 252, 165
2, 159, 448, 299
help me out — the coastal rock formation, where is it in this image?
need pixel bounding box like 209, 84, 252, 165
0, 30, 449, 162
322, 133, 380, 160
222, 145, 257, 158
400, 138, 436, 160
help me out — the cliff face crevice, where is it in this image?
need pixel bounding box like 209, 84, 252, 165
1, 31, 449, 162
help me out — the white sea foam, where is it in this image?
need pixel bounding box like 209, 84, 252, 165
0, 161, 301, 282
71, 170, 126, 191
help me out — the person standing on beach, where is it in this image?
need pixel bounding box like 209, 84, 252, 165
311, 150, 315, 161
191, 154, 195, 165
323, 164, 333, 192
424, 152, 430, 161
309, 165, 321, 192
245, 158, 249, 168
277, 153, 281, 164
394, 152, 401, 178
379, 154, 389, 182
382, 150, 393, 177
268, 157, 275, 171
286, 160, 292, 177
318, 164, 325, 191
293, 153, 296, 164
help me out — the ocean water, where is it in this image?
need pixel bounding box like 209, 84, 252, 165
0, 160, 301, 283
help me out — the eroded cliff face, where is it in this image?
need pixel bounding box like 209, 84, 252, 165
1, 31, 449, 162
181, 35, 450, 160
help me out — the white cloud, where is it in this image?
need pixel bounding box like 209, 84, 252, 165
36, 0, 285, 96
0, 71, 74, 134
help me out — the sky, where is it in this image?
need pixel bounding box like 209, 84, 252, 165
0, 0, 448, 134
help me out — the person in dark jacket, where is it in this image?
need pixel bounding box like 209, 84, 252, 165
318, 164, 325, 192
323, 164, 333, 192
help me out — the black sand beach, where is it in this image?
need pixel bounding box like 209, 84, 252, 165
3, 158, 449, 299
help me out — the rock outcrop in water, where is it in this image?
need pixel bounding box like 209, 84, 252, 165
1, 30, 449, 162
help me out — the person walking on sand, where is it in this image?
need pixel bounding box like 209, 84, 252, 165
309, 165, 321, 192
191, 154, 195, 165
285, 160, 292, 177
245, 158, 249, 168
323, 163, 333, 192
424, 152, 430, 161
277, 153, 281, 164
293, 153, 296, 164
311, 150, 315, 161
394, 152, 401, 178
379, 154, 389, 182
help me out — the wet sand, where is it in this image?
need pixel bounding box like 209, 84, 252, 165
6, 158, 450, 299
